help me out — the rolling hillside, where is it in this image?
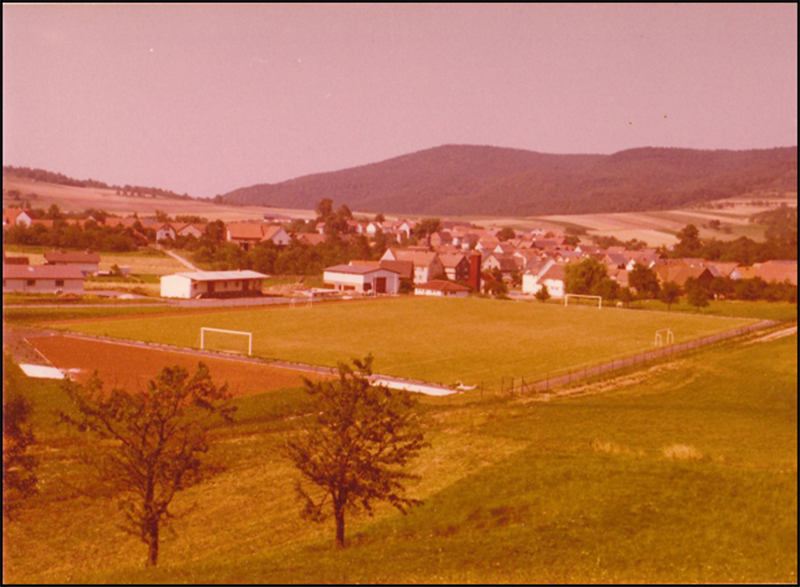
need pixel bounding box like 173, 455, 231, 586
222, 145, 797, 216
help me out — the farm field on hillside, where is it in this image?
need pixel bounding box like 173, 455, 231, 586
523, 194, 796, 245
3, 328, 795, 584
51, 297, 756, 389
3, 176, 313, 222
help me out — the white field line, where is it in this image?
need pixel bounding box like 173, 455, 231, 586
371, 376, 456, 397
18, 364, 66, 380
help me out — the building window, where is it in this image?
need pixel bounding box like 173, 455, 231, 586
27, 279, 35, 286
56, 279, 65, 287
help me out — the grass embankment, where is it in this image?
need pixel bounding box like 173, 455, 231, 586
53, 297, 757, 389
632, 298, 797, 322
3, 332, 796, 583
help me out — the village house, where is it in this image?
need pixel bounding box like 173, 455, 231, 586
226, 223, 291, 250
323, 264, 400, 294
175, 223, 206, 239
156, 223, 177, 243
295, 232, 327, 246
349, 259, 414, 282
43, 250, 101, 276
2, 207, 35, 228
414, 279, 471, 298
160, 270, 269, 299
3, 264, 85, 294
652, 264, 714, 288
381, 248, 445, 284
482, 253, 519, 281
438, 252, 470, 282
732, 260, 798, 285
522, 259, 566, 299
602, 252, 629, 269
429, 231, 454, 248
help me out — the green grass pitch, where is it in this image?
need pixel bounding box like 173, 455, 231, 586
56, 297, 757, 387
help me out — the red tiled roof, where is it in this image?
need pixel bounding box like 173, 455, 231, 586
227, 223, 265, 240
754, 261, 798, 285
44, 251, 101, 264
325, 264, 399, 275
3, 264, 84, 279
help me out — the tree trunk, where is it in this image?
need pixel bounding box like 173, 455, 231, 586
334, 506, 345, 549
146, 519, 159, 567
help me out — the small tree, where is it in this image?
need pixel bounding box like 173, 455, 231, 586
61, 363, 234, 567
618, 287, 635, 308
564, 257, 608, 295
535, 284, 550, 302
3, 354, 38, 521
659, 281, 682, 311
628, 263, 661, 302
286, 356, 427, 549
686, 282, 710, 312
497, 226, 516, 242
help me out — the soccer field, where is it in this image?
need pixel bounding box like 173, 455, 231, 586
56, 297, 755, 387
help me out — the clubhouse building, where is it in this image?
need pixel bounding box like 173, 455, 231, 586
160, 270, 269, 299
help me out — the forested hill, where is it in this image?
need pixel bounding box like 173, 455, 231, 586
222, 145, 797, 216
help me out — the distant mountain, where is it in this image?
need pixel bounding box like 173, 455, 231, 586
221, 145, 797, 216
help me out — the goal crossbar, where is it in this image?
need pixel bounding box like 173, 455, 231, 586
564, 294, 603, 308
200, 327, 253, 356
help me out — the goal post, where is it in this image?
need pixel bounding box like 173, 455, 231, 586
564, 294, 603, 308
200, 327, 253, 356
654, 328, 675, 346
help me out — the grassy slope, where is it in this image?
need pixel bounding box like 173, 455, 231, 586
49, 297, 756, 388
3, 333, 796, 584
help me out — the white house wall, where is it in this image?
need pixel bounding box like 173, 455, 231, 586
323, 270, 399, 293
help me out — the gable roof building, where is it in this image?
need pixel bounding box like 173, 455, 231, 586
3, 264, 85, 293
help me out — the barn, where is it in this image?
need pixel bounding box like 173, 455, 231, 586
160, 270, 269, 299
43, 250, 101, 276
3, 264, 85, 294
323, 264, 399, 294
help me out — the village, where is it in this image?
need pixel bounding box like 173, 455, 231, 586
3, 204, 797, 305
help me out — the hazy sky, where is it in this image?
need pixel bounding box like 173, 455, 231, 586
3, 4, 797, 198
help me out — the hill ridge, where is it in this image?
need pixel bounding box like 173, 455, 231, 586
222, 144, 797, 216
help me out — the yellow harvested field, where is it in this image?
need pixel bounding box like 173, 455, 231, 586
97, 254, 186, 275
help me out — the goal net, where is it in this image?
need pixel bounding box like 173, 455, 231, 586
200, 327, 253, 356
564, 294, 602, 308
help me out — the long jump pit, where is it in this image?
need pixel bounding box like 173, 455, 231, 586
26, 335, 330, 397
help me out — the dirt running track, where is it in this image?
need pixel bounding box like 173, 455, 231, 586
27, 335, 330, 397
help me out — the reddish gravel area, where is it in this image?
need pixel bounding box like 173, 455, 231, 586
27, 335, 329, 397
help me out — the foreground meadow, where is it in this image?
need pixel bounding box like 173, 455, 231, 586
50, 297, 757, 389
3, 330, 796, 583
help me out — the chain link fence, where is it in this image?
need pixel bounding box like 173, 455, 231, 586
469, 320, 783, 398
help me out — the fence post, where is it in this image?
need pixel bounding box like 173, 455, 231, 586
501, 376, 504, 394
510, 377, 514, 395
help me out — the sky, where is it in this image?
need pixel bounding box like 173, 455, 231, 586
3, 3, 797, 198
